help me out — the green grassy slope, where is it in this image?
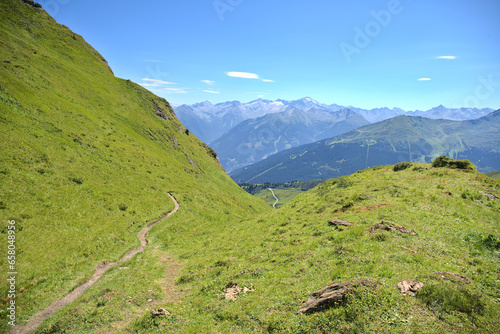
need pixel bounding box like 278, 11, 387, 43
0, 0, 269, 331
95, 162, 498, 333
487, 171, 500, 181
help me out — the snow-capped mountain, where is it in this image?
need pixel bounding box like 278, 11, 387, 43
174, 97, 495, 144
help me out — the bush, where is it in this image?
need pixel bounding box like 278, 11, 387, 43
454, 159, 475, 170
70, 177, 84, 184
393, 161, 413, 171
118, 203, 128, 211
431, 156, 476, 170
333, 177, 353, 189
431, 155, 454, 168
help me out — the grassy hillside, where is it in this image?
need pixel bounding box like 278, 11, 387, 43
240, 180, 326, 207
1, 1, 499, 333
231, 113, 500, 183
487, 171, 500, 181
0, 1, 269, 332
39, 161, 500, 333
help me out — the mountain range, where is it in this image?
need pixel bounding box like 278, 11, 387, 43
210, 107, 369, 172
174, 98, 494, 144
230, 111, 500, 183
175, 98, 494, 172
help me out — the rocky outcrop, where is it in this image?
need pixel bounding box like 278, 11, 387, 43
224, 283, 253, 301
370, 220, 417, 236
398, 280, 424, 295
154, 106, 169, 120
151, 308, 171, 316
22, 0, 42, 9
328, 219, 355, 227
297, 282, 352, 314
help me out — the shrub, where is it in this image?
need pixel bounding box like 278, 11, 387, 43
431, 156, 476, 170
118, 203, 128, 211
454, 159, 475, 170
431, 155, 454, 168
393, 161, 413, 171
333, 177, 353, 189
70, 177, 84, 184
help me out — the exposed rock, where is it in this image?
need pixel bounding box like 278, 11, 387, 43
370, 220, 417, 236
480, 191, 498, 200
297, 282, 351, 314
151, 308, 171, 316
398, 280, 424, 295
154, 106, 169, 120
224, 283, 253, 301
328, 219, 354, 227
433, 272, 472, 284
22, 0, 42, 8
101, 58, 114, 75
401, 246, 417, 254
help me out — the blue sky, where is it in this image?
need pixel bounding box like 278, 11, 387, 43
40, 0, 500, 110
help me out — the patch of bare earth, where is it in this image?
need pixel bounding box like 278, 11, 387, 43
354, 204, 388, 213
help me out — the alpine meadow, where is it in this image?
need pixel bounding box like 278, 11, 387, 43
1, 1, 500, 334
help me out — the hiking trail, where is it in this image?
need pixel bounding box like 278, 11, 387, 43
268, 188, 279, 208
8, 193, 180, 334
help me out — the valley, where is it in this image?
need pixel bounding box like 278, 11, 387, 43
0, 1, 499, 333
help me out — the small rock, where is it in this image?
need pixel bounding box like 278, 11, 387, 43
297, 282, 351, 314
147, 299, 153, 302
397, 280, 424, 295
151, 308, 171, 316
480, 191, 498, 200
370, 220, 417, 236
328, 219, 354, 227
224, 283, 253, 301
433, 272, 472, 284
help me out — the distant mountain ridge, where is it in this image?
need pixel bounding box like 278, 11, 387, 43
230, 110, 500, 183
174, 97, 494, 144
211, 107, 369, 172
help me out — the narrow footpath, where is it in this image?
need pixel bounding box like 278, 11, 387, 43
8, 193, 180, 334
268, 188, 279, 208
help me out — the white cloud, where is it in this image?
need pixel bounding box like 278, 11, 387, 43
203, 90, 220, 94
261, 79, 274, 82
435, 56, 456, 60
140, 78, 176, 85
139, 83, 162, 87
417, 78, 432, 81
201, 80, 216, 85
226, 71, 260, 79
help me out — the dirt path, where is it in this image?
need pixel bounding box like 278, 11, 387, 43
8, 193, 180, 334
268, 188, 279, 208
